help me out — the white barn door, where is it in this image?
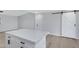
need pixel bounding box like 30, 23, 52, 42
62, 12, 76, 38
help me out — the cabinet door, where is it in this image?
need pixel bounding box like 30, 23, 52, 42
62, 12, 76, 38
9, 35, 23, 48
6, 34, 19, 48
8, 36, 35, 48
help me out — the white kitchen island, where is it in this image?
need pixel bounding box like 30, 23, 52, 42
5, 29, 48, 48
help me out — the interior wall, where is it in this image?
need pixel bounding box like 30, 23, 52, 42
40, 12, 78, 38
17, 11, 79, 38
18, 12, 61, 36
35, 13, 43, 30
18, 13, 35, 29
76, 12, 79, 38
0, 15, 18, 32
41, 13, 61, 36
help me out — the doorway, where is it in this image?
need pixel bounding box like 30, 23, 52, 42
62, 12, 76, 38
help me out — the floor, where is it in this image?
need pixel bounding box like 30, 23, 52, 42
0, 32, 5, 48
46, 34, 79, 48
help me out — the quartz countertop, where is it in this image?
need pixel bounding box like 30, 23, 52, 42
6, 29, 48, 43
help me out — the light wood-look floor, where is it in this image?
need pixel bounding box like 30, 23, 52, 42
0, 32, 5, 48
46, 35, 79, 48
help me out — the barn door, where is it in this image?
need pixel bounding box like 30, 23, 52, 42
62, 12, 76, 38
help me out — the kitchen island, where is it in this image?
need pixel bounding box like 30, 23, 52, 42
5, 29, 48, 48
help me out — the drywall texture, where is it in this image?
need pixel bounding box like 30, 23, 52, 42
0, 15, 18, 32
76, 12, 79, 38
41, 13, 61, 36
18, 13, 35, 29
35, 13, 43, 30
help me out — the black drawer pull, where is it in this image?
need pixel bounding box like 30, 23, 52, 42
20, 42, 25, 44
8, 40, 10, 44
20, 47, 24, 48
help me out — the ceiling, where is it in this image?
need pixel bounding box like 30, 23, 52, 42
0, 10, 73, 16
0, 10, 62, 16
0, 10, 29, 16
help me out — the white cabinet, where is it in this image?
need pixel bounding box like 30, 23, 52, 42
6, 34, 35, 48
0, 15, 18, 32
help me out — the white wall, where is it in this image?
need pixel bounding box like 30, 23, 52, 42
76, 12, 79, 38
35, 13, 43, 30
41, 13, 61, 36
18, 13, 35, 29
0, 15, 18, 32
18, 12, 79, 38
18, 12, 61, 36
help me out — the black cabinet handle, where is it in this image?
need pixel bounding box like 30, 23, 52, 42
20, 42, 25, 44
8, 40, 10, 44
20, 47, 24, 48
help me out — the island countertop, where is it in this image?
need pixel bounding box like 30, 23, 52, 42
6, 29, 48, 43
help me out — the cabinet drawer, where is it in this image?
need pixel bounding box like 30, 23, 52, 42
15, 38, 35, 48
6, 34, 35, 48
